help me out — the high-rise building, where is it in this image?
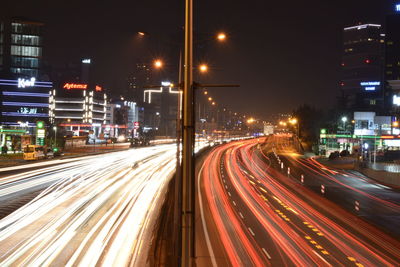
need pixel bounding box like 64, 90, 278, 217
340, 23, 384, 112
0, 18, 43, 78
0, 18, 52, 147
385, 6, 400, 116
126, 63, 152, 102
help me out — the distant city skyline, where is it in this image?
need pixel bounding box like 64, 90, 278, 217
0, 0, 396, 119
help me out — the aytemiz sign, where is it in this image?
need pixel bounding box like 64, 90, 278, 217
63, 83, 88, 90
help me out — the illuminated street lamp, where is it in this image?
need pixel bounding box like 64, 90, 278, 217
247, 118, 255, 124
53, 126, 57, 147
212, 101, 216, 106
217, 32, 227, 41
204, 91, 208, 95
199, 64, 208, 73
154, 59, 163, 69
341, 116, 348, 131
393, 121, 399, 127
208, 97, 212, 101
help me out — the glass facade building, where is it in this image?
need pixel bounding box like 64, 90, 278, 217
340, 24, 385, 113
0, 19, 43, 78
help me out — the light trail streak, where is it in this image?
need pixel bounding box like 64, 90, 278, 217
0, 144, 177, 266
199, 138, 400, 266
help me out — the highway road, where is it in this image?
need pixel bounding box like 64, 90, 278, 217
197, 137, 400, 266
0, 144, 177, 266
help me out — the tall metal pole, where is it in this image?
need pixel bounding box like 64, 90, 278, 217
174, 50, 183, 265
182, 0, 195, 265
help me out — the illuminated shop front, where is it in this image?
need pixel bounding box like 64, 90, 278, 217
49, 82, 108, 137
0, 77, 52, 149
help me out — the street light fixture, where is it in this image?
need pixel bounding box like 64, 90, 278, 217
53, 126, 57, 147
154, 59, 163, 69
199, 64, 208, 73
341, 116, 348, 132
208, 97, 212, 101
203, 91, 208, 95
217, 32, 227, 41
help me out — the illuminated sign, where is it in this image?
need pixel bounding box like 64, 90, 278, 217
0, 79, 52, 88
396, 4, 400, 12
161, 81, 171, 86
37, 129, 45, 138
63, 83, 88, 90
95, 85, 102, 92
82, 59, 91, 64
36, 121, 45, 129
394, 95, 400, 106
360, 81, 380, 91
18, 77, 36, 88
360, 81, 380, 86
18, 107, 37, 114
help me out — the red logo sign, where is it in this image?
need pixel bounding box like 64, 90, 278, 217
95, 85, 102, 92
63, 83, 88, 90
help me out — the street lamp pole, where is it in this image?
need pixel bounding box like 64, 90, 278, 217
181, 0, 195, 265
53, 126, 57, 147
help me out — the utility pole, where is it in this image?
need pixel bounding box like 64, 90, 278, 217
181, 0, 195, 265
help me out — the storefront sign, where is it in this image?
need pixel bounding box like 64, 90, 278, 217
18, 107, 37, 114
63, 83, 88, 90
394, 95, 400, 106
18, 77, 36, 88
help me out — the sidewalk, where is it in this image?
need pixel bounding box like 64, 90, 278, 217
316, 156, 400, 188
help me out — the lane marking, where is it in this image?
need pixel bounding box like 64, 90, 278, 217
259, 187, 267, 193
232, 201, 237, 206
262, 248, 272, 260
248, 227, 255, 236
239, 212, 244, 219
348, 257, 356, 262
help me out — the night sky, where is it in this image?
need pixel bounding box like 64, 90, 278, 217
1, 0, 396, 119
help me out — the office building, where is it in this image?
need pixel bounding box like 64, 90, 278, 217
0, 18, 43, 78
126, 63, 152, 102
341, 23, 384, 112
385, 6, 400, 117
49, 82, 107, 136
143, 82, 179, 136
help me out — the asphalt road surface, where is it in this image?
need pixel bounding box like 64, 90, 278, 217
0, 144, 177, 266
197, 136, 400, 266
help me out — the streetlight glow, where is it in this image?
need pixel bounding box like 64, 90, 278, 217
204, 91, 208, 95
341, 116, 348, 123
154, 59, 163, 68
208, 97, 212, 101
199, 64, 208, 73
217, 32, 227, 41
